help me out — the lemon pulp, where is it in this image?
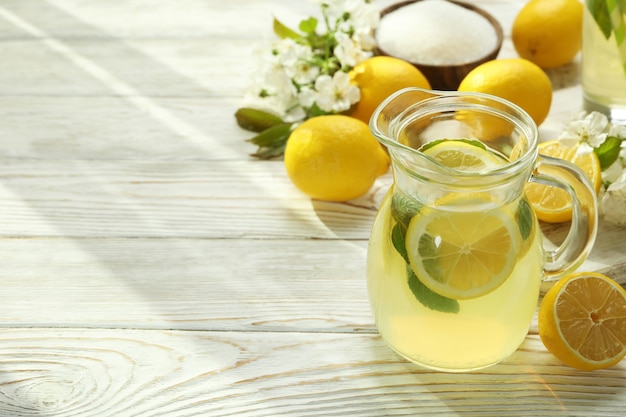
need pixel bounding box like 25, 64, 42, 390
421, 139, 505, 171
405, 140, 519, 299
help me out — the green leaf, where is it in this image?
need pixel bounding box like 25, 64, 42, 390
419, 138, 487, 153
273, 17, 302, 40
298, 17, 318, 34
407, 267, 460, 314
594, 136, 623, 170
516, 199, 533, 241
235, 108, 285, 132
389, 194, 459, 314
307, 102, 331, 118
391, 191, 423, 228
247, 123, 292, 159
587, 0, 613, 39
391, 223, 409, 264
252, 142, 288, 160
247, 123, 292, 146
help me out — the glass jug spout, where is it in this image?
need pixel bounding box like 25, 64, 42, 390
369, 87, 538, 168
368, 87, 539, 205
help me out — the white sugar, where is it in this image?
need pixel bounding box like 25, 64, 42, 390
376, 0, 498, 65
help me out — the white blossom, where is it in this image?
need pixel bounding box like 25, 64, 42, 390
558, 111, 609, 148
242, 64, 305, 122
297, 86, 317, 109
576, 142, 595, 156
273, 39, 320, 84
334, 31, 369, 67
557, 111, 626, 226
609, 121, 626, 139
314, 71, 360, 112
240, 0, 374, 123
239, 0, 376, 158
601, 169, 626, 226
603, 160, 625, 184
316, 0, 361, 23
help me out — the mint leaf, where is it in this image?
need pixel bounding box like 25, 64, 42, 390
594, 136, 623, 170
516, 199, 533, 240
273, 18, 302, 40
407, 267, 460, 314
299, 17, 317, 34
235, 108, 285, 132
391, 191, 423, 228
247, 123, 293, 159
391, 223, 409, 263
587, 0, 613, 39
389, 192, 459, 314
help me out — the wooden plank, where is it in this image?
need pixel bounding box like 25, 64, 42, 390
0, 160, 382, 238
0, 328, 623, 417
0, 237, 372, 331
0, 0, 315, 39
0, 96, 253, 160
0, 234, 622, 331
0, 39, 255, 97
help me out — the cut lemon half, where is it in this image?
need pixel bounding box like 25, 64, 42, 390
525, 140, 602, 223
538, 272, 626, 371
405, 194, 520, 300
421, 139, 507, 172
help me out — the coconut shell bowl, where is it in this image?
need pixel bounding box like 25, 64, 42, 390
375, 0, 504, 90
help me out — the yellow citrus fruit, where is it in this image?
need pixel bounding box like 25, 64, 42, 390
405, 193, 519, 300
458, 58, 552, 126
524, 140, 602, 223
512, 0, 583, 69
420, 139, 506, 171
405, 142, 516, 299
348, 56, 431, 124
538, 272, 626, 371
284, 115, 389, 202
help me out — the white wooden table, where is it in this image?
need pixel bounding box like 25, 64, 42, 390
0, 0, 624, 415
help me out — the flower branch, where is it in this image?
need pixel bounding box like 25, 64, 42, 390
235, 0, 379, 159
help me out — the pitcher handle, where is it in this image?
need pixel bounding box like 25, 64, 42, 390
529, 154, 598, 281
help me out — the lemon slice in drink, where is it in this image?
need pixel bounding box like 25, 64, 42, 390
421, 139, 505, 171
407, 141, 518, 299
406, 195, 520, 300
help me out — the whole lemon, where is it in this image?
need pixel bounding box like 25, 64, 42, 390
284, 115, 389, 202
512, 0, 583, 69
458, 58, 552, 126
349, 56, 431, 124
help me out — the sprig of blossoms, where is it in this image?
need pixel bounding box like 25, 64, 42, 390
235, 0, 379, 159
558, 111, 626, 225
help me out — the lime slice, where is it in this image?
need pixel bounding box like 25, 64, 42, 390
422, 139, 506, 171
405, 194, 520, 300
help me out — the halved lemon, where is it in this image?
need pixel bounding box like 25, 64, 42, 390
538, 272, 626, 371
421, 139, 506, 171
405, 194, 520, 300
524, 140, 602, 223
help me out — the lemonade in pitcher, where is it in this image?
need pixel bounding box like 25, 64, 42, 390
367, 140, 543, 371
367, 88, 598, 372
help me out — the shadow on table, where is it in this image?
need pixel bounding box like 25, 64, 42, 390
0, 0, 388, 342
0, 0, 333, 329
369, 340, 626, 416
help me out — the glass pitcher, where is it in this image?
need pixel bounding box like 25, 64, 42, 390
367, 88, 598, 372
